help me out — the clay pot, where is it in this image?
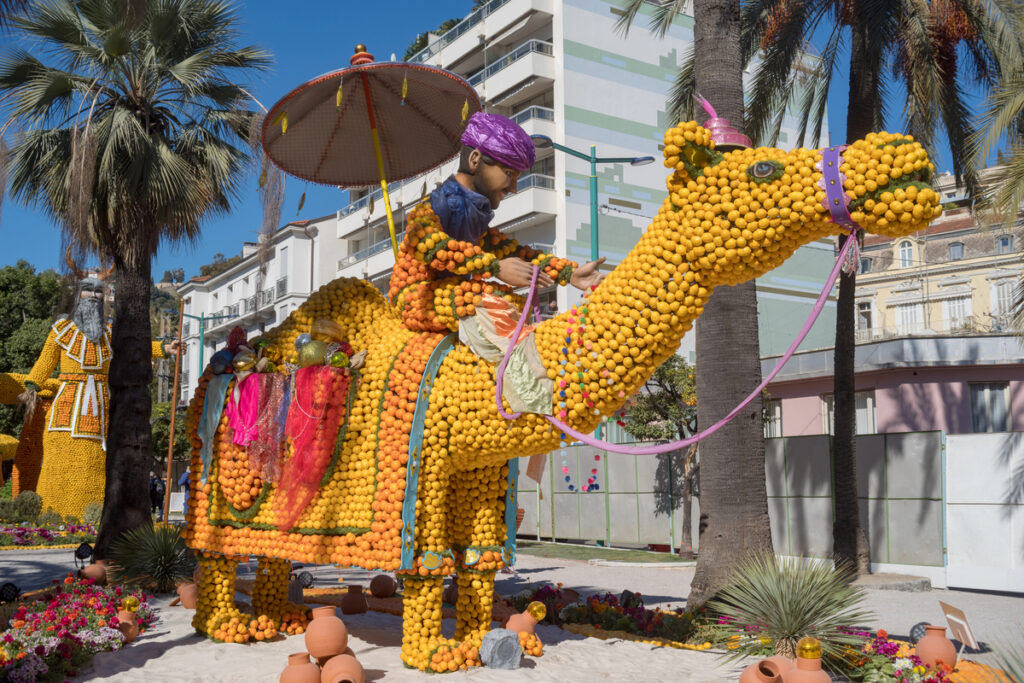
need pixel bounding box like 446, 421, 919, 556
340, 586, 367, 615
320, 653, 364, 683
369, 574, 396, 599
557, 588, 580, 608
516, 507, 526, 531
766, 656, 795, 675
740, 659, 785, 683
916, 625, 958, 670
116, 609, 139, 644
177, 582, 199, 609
280, 652, 320, 683
781, 657, 830, 683
504, 611, 538, 636
79, 559, 108, 585
304, 606, 348, 661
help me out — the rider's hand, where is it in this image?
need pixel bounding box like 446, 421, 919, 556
570, 257, 606, 291
496, 257, 554, 288
165, 340, 182, 356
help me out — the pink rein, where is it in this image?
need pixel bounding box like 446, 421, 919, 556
495, 145, 858, 455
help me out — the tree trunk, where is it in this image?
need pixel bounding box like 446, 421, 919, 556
679, 470, 695, 560
688, 0, 773, 609
95, 236, 155, 559
832, 20, 878, 575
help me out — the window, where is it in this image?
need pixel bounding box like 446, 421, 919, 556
822, 391, 876, 435
279, 246, 289, 275
948, 242, 964, 261
942, 296, 971, 330
859, 257, 872, 273
894, 302, 924, 335
764, 399, 782, 438
997, 235, 1013, 254
970, 383, 1010, 433
857, 301, 873, 331
992, 280, 1016, 316
898, 241, 914, 268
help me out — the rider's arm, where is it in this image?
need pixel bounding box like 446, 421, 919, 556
405, 207, 500, 278
481, 228, 577, 286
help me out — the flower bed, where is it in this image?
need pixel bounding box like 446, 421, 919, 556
0, 575, 154, 682
0, 524, 97, 549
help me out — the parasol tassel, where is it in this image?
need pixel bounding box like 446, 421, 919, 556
272, 110, 288, 134
296, 191, 306, 215
336, 79, 343, 109
401, 72, 408, 106
258, 168, 267, 189
461, 99, 469, 124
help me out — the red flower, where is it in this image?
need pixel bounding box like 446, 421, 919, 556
876, 629, 888, 639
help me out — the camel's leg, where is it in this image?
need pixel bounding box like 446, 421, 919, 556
451, 463, 508, 647
400, 576, 445, 670
192, 551, 255, 643
251, 556, 310, 637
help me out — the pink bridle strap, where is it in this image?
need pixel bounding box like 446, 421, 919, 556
494, 148, 861, 455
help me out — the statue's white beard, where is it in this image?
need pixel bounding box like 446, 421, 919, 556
73, 297, 105, 343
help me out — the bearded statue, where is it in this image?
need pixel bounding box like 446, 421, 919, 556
0, 250, 177, 517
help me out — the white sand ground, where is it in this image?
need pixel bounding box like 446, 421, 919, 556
69, 552, 1024, 682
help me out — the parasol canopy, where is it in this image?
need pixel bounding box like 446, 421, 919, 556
261, 47, 482, 188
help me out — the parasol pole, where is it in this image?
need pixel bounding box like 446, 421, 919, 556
353, 46, 399, 259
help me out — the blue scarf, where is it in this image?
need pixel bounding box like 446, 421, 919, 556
430, 176, 494, 243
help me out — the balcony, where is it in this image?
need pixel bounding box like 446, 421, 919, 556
511, 105, 555, 139
467, 40, 554, 101
336, 179, 406, 222
408, 0, 512, 66
276, 277, 288, 299
492, 173, 557, 232
338, 231, 406, 270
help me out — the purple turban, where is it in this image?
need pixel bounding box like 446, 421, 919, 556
461, 112, 536, 172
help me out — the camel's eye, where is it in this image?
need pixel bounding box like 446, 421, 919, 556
747, 160, 783, 182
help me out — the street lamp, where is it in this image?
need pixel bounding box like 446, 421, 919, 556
530, 135, 654, 452
530, 134, 654, 262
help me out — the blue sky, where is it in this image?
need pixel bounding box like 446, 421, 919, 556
0, 1, 990, 279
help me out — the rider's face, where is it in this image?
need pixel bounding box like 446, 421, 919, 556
473, 155, 520, 210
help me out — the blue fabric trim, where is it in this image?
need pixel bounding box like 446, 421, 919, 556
430, 176, 493, 243
198, 374, 233, 485
503, 457, 519, 567
400, 334, 456, 571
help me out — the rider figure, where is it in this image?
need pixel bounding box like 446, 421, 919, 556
389, 112, 605, 354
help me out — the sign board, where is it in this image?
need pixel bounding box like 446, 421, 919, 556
168, 492, 185, 514
939, 601, 979, 650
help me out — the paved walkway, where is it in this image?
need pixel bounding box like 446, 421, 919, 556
3, 548, 1021, 674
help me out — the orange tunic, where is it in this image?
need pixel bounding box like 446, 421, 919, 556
388, 203, 578, 333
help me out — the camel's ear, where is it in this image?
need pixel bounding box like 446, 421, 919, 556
662, 122, 722, 181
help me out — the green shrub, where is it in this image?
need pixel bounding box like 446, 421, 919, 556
0, 477, 12, 501
12, 491, 42, 523
37, 508, 63, 527
0, 499, 15, 523
82, 502, 103, 526
108, 524, 196, 593
64, 515, 82, 526
709, 553, 872, 674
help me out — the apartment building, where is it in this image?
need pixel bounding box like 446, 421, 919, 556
331, 0, 836, 360
761, 167, 1024, 439
176, 214, 339, 401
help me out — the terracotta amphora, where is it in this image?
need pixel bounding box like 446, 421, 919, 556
369, 574, 396, 599
504, 611, 538, 636
280, 652, 320, 683
176, 582, 199, 609
320, 653, 364, 683
916, 625, 958, 670
781, 656, 829, 683
304, 606, 348, 661
740, 659, 786, 683
79, 559, 108, 585
116, 609, 139, 643
340, 585, 368, 615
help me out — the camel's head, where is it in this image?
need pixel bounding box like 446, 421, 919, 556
659, 121, 942, 285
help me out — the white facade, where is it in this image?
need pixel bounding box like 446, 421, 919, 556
330, 0, 833, 359
176, 214, 339, 402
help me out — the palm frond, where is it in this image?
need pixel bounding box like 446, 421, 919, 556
666, 43, 696, 125
991, 630, 1024, 683
709, 553, 873, 675
614, 0, 688, 38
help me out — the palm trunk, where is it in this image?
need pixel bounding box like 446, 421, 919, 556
679, 451, 696, 560
687, 0, 773, 608
95, 237, 155, 559
832, 20, 876, 575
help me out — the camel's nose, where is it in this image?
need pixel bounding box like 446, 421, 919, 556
840, 132, 941, 238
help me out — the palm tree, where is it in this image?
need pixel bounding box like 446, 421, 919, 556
0, 0, 270, 557
620, 0, 1023, 575
619, 0, 774, 607
0, 0, 28, 26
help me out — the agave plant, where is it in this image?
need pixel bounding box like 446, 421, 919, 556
993, 632, 1024, 683
107, 524, 195, 593
709, 553, 873, 672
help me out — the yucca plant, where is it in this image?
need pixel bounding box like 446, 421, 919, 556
107, 524, 195, 593
992, 632, 1024, 683
709, 553, 873, 673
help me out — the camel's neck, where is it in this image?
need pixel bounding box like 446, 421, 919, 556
532, 195, 831, 434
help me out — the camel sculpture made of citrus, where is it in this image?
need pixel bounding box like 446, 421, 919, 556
183, 121, 941, 671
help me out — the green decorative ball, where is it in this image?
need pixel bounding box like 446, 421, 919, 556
298, 340, 327, 367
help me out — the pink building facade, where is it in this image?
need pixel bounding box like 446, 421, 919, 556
763, 335, 1024, 437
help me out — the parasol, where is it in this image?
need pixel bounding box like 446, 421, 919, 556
262, 45, 483, 257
